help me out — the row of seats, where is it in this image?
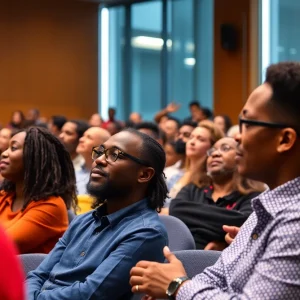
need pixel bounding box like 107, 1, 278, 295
20, 250, 221, 300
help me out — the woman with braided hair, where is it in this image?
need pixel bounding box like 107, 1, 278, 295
0, 126, 77, 254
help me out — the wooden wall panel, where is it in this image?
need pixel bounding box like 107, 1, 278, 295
0, 0, 99, 125
213, 0, 257, 124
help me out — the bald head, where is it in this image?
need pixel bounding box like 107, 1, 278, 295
76, 127, 111, 158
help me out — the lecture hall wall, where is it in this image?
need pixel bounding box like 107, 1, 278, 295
0, 0, 99, 125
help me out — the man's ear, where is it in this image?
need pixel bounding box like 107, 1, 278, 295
137, 167, 155, 183
277, 128, 297, 153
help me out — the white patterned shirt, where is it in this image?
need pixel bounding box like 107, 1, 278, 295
177, 177, 300, 299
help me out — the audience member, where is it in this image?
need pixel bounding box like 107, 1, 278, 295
0, 128, 13, 154
154, 102, 181, 124
75, 127, 111, 195
25, 108, 41, 126
127, 112, 142, 126
135, 121, 164, 145
177, 120, 197, 143
129, 61, 300, 299
170, 137, 264, 249
164, 117, 181, 142
0, 225, 25, 300
26, 128, 168, 299
0, 127, 77, 254
184, 101, 203, 123
106, 120, 123, 136
164, 121, 197, 183
48, 115, 67, 137
101, 107, 123, 133
166, 123, 224, 202
59, 120, 89, 171
214, 114, 232, 135
227, 124, 240, 138
88, 113, 103, 127
8, 110, 25, 130
164, 141, 185, 169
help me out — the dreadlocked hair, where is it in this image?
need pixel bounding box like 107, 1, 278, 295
1, 127, 78, 211
123, 128, 169, 212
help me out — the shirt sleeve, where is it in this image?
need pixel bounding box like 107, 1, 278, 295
27, 227, 167, 300
5, 199, 68, 253
177, 209, 300, 299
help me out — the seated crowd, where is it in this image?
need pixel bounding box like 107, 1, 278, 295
0, 61, 300, 299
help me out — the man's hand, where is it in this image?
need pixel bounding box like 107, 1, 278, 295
223, 225, 240, 245
204, 241, 227, 251
130, 246, 187, 298
166, 102, 181, 113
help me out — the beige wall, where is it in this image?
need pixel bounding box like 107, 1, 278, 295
0, 0, 99, 125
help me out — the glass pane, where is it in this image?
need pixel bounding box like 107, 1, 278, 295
108, 7, 125, 121
260, 0, 300, 80
131, 1, 162, 121
167, 0, 195, 120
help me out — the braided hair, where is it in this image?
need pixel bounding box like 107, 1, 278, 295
1, 127, 77, 210
123, 128, 168, 212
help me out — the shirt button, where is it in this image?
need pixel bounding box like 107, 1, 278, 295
252, 233, 259, 240
80, 251, 85, 257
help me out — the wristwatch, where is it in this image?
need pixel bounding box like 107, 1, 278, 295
166, 276, 189, 299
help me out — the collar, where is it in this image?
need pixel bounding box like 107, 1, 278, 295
252, 177, 300, 218
203, 186, 241, 202
92, 198, 150, 226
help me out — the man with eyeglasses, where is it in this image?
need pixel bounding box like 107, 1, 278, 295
168, 137, 262, 250
27, 128, 168, 300
130, 62, 300, 299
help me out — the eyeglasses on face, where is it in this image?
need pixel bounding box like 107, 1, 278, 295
207, 144, 234, 157
179, 131, 191, 138
239, 117, 300, 136
91, 145, 149, 166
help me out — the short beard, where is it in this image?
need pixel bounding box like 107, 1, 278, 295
207, 166, 236, 178
87, 180, 131, 208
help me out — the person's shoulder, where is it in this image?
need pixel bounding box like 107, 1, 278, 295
239, 191, 261, 201
134, 209, 168, 238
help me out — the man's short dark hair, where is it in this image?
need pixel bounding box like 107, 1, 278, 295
265, 62, 300, 131
167, 116, 181, 129
69, 120, 90, 139
122, 128, 168, 212
51, 115, 67, 131
189, 101, 201, 108
180, 120, 198, 129
135, 122, 160, 140
202, 107, 213, 120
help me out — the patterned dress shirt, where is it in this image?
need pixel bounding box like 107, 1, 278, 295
177, 177, 300, 299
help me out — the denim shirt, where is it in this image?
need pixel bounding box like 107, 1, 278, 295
26, 199, 168, 300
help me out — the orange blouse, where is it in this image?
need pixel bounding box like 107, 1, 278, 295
0, 191, 68, 254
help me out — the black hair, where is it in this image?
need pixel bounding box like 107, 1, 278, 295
265, 62, 300, 131
135, 122, 160, 140
51, 115, 67, 130
201, 107, 213, 120
1, 127, 78, 211
180, 120, 198, 128
123, 128, 168, 212
215, 115, 232, 133
166, 116, 181, 129
69, 120, 90, 139
108, 107, 116, 113
189, 101, 201, 108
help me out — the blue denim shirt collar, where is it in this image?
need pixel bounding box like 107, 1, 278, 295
92, 198, 150, 226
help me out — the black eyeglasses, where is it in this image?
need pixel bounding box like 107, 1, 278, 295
239, 117, 299, 136
91, 145, 149, 166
